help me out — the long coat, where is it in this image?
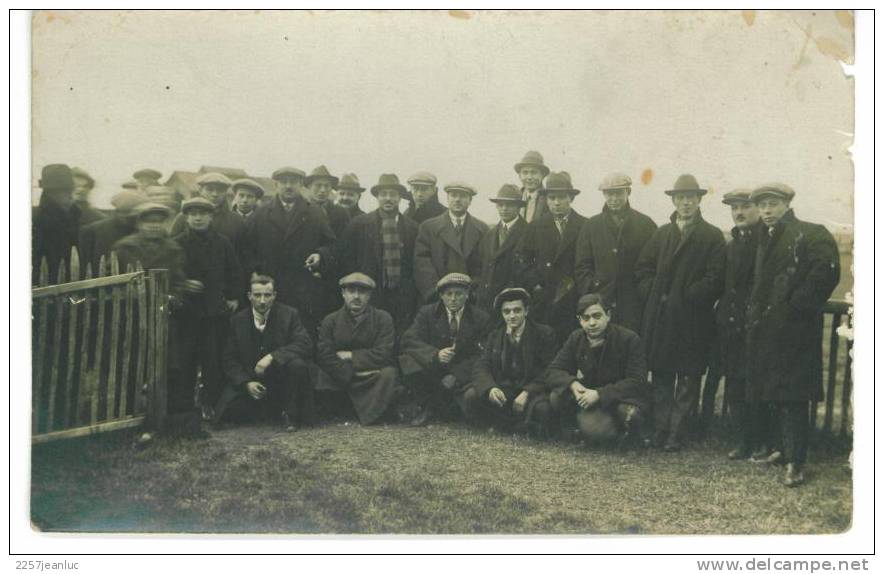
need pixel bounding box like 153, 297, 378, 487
171, 202, 245, 250
78, 215, 136, 275
635, 211, 726, 375
316, 306, 400, 424
517, 209, 588, 342
240, 195, 337, 331
574, 204, 657, 333
745, 210, 840, 403
32, 198, 81, 284
337, 210, 420, 333
405, 195, 447, 225
400, 302, 490, 387
413, 211, 488, 302
475, 218, 528, 312
174, 228, 242, 318
546, 324, 651, 412
472, 321, 557, 399
714, 225, 759, 379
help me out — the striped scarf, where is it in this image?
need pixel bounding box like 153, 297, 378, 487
381, 212, 401, 288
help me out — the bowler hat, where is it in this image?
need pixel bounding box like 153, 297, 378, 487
133, 168, 162, 181
598, 173, 632, 192
665, 174, 707, 196
489, 184, 526, 205
493, 287, 531, 311
196, 172, 232, 188
513, 150, 550, 177
110, 191, 146, 213
436, 273, 472, 293
305, 165, 339, 188
339, 272, 376, 290
338, 173, 365, 193
722, 189, 753, 205
181, 197, 216, 214
371, 174, 407, 197
407, 171, 437, 186
70, 167, 95, 188
751, 183, 796, 202
231, 178, 265, 198
39, 164, 74, 191
272, 166, 306, 181
133, 202, 173, 219
540, 171, 581, 196
443, 182, 478, 196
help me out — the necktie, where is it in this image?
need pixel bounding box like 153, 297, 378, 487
498, 223, 508, 247
555, 217, 566, 236
450, 313, 459, 338
454, 218, 463, 235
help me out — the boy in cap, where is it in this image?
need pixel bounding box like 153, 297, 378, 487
335, 173, 366, 218
231, 178, 265, 220
404, 171, 446, 224
33, 164, 80, 284
315, 273, 402, 425
400, 273, 490, 425
71, 167, 106, 226
78, 190, 145, 274
171, 172, 245, 251
475, 184, 528, 312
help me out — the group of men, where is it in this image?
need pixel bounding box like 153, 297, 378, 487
31, 150, 841, 488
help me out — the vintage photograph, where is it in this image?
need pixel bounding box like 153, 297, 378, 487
27, 9, 855, 536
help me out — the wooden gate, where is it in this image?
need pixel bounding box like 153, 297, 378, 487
31, 249, 170, 443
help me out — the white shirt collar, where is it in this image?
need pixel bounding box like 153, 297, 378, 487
449, 212, 465, 227
253, 309, 268, 332
446, 306, 465, 324
500, 218, 518, 230
507, 321, 526, 342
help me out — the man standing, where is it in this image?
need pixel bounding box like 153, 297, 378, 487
112, 202, 186, 287
466, 288, 557, 434
745, 183, 840, 487
401, 273, 490, 426
414, 182, 488, 302
170, 172, 244, 249
304, 165, 351, 237
78, 190, 145, 274
574, 173, 657, 333
33, 164, 80, 284
241, 166, 336, 333
514, 150, 550, 223
635, 174, 725, 451
335, 173, 366, 218
475, 184, 528, 312
518, 171, 588, 343
404, 171, 446, 224
337, 174, 419, 335
316, 273, 402, 425
71, 167, 106, 226
230, 178, 265, 221
132, 168, 163, 193
215, 274, 314, 430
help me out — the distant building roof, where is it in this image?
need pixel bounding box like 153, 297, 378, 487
164, 168, 276, 199
198, 166, 249, 179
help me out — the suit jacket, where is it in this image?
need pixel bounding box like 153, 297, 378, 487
472, 321, 557, 398
714, 225, 759, 379
521, 188, 549, 223
174, 228, 242, 318
574, 204, 657, 332
400, 302, 490, 386
78, 215, 136, 275
475, 218, 528, 312
223, 303, 313, 390
413, 211, 489, 301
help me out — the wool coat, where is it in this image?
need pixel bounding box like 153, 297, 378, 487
714, 225, 759, 379
521, 188, 549, 223
471, 321, 557, 399
77, 215, 136, 275
413, 211, 489, 302
173, 228, 242, 318
319, 201, 352, 239
475, 217, 528, 312
405, 195, 447, 225
171, 202, 246, 251
32, 198, 81, 284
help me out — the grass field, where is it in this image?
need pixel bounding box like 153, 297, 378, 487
31, 420, 853, 535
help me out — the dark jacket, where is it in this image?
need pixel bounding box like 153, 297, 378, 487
174, 228, 242, 318
317, 201, 352, 239
521, 188, 549, 223
316, 305, 396, 386
414, 211, 489, 302
171, 202, 245, 250
32, 197, 81, 284
405, 194, 447, 224
75, 202, 107, 227
111, 233, 186, 288
400, 302, 490, 387
223, 303, 313, 391
475, 218, 528, 312
472, 321, 557, 398
635, 210, 726, 375
547, 324, 651, 412
745, 210, 840, 402
574, 204, 657, 332
77, 215, 136, 275
714, 225, 759, 379
343, 204, 365, 219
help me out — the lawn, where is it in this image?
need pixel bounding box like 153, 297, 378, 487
30, 421, 853, 535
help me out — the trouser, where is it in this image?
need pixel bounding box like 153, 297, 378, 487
407, 369, 472, 421
460, 385, 552, 434
550, 388, 644, 442
725, 376, 773, 452
214, 359, 313, 425
652, 371, 701, 445
173, 314, 228, 414
774, 401, 810, 468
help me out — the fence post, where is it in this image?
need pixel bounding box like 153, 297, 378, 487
823, 312, 842, 433
149, 270, 170, 431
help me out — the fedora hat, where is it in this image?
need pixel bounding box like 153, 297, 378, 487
39, 164, 74, 191
371, 173, 407, 197
513, 150, 550, 177
489, 184, 526, 205
338, 173, 365, 193
665, 174, 707, 196
540, 171, 580, 196
305, 165, 339, 188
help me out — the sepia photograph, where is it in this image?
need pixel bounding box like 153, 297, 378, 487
18, 8, 865, 548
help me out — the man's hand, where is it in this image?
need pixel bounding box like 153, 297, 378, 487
246, 381, 266, 400
437, 347, 456, 365
570, 380, 587, 400
488, 387, 507, 407
512, 390, 529, 413
254, 353, 273, 376
305, 253, 321, 270
577, 388, 600, 410
225, 299, 239, 312
336, 350, 353, 361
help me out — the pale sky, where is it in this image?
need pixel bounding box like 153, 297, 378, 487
31, 9, 854, 232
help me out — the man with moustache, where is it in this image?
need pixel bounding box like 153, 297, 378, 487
574, 173, 657, 333
513, 150, 550, 223
78, 190, 145, 274
337, 174, 419, 335
70, 167, 106, 226
745, 184, 840, 487
404, 171, 446, 224
635, 174, 725, 452
335, 173, 366, 218
414, 182, 489, 303
475, 184, 528, 313
304, 165, 351, 238
170, 172, 245, 251
518, 171, 588, 343
230, 178, 265, 221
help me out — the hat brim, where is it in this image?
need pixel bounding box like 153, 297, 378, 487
370, 184, 407, 197
665, 189, 707, 196
444, 188, 478, 196
493, 290, 531, 310
599, 185, 632, 192
514, 162, 551, 177
436, 281, 472, 293
722, 198, 752, 206
489, 198, 527, 205
305, 175, 340, 188
540, 188, 581, 197
750, 191, 791, 202
340, 281, 375, 290
338, 185, 366, 193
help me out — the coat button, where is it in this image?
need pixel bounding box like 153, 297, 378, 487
612, 248, 618, 254
729, 317, 735, 322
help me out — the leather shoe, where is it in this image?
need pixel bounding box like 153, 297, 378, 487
783, 463, 805, 487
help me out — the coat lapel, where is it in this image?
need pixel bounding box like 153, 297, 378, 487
492, 218, 525, 262
437, 217, 465, 257
554, 213, 581, 263
284, 197, 310, 240
461, 214, 483, 259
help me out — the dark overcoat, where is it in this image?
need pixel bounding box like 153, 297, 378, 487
745, 210, 840, 403
521, 188, 549, 223
76, 203, 107, 227
174, 228, 242, 318
574, 204, 657, 333
405, 195, 447, 224
635, 211, 726, 375
32, 199, 81, 284
413, 212, 488, 302
171, 202, 245, 250
78, 215, 136, 275
714, 225, 759, 379
316, 305, 400, 424
546, 324, 651, 412
319, 202, 352, 239
517, 209, 588, 342
471, 321, 557, 399
337, 210, 420, 332
475, 218, 528, 312
112, 234, 186, 288
344, 204, 365, 219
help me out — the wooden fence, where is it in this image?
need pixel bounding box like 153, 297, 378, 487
31, 249, 170, 444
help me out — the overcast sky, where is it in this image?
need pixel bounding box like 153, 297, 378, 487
31, 9, 854, 231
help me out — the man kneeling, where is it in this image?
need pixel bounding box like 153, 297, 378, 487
547, 293, 650, 443
215, 274, 314, 430
465, 288, 557, 434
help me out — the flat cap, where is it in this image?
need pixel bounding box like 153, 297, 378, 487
181, 197, 216, 213
436, 272, 472, 292
272, 166, 306, 181
196, 172, 232, 188
121, 180, 139, 190
493, 287, 531, 311
133, 168, 162, 181
70, 167, 95, 187
39, 164, 74, 190
598, 173, 632, 191
339, 272, 376, 290
133, 201, 173, 219
407, 171, 437, 186
110, 191, 146, 212
751, 183, 795, 202
443, 181, 477, 196
231, 178, 265, 198
721, 188, 754, 205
